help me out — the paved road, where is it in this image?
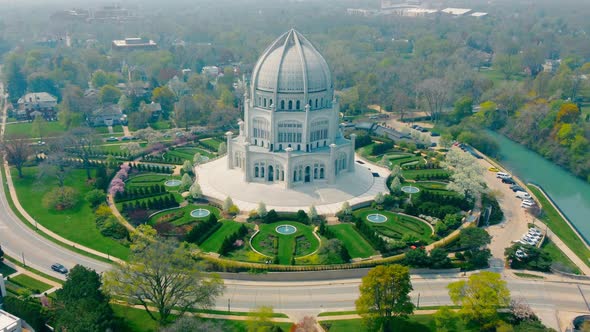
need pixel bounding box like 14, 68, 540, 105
0, 168, 111, 278
219, 277, 590, 314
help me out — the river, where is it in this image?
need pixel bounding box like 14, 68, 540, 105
487, 131, 590, 245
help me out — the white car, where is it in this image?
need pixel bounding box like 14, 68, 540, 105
529, 228, 542, 236
522, 199, 536, 205
515, 249, 528, 259
516, 191, 532, 200
496, 172, 511, 179
521, 201, 535, 208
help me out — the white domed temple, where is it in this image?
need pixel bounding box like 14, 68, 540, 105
227, 29, 354, 188
196, 29, 388, 213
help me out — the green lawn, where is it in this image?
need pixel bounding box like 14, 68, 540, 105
321, 315, 475, 332
112, 304, 292, 332
479, 68, 526, 83
200, 221, 245, 253
148, 204, 220, 227
10, 274, 53, 293
0, 263, 17, 276
94, 126, 124, 134
5, 121, 67, 138
150, 120, 171, 130
251, 221, 319, 264
12, 167, 130, 260
166, 147, 215, 161
355, 209, 433, 244
327, 224, 376, 258
542, 239, 581, 274
200, 137, 223, 150
528, 185, 590, 268
126, 173, 179, 189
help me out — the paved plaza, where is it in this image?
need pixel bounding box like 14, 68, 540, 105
196, 156, 389, 214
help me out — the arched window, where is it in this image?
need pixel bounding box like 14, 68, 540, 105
296, 100, 300, 110
321, 97, 324, 107
315, 99, 318, 108
263, 98, 267, 107
281, 100, 285, 110
320, 168, 325, 179
261, 167, 265, 178
288, 100, 293, 110
270, 99, 273, 107
309, 100, 312, 109
255, 166, 259, 178
258, 97, 261, 106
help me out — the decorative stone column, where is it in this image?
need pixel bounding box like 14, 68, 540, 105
331, 97, 339, 144
329, 143, 337, 184
349, 133, 356, 173
243, 143, 251, 182
225, 131, 233, 169
243, 92, 250, 141
304, 104, 310, 152
0, 273, 6, 297
285, 147, 293, 189
238, 120, 245, 138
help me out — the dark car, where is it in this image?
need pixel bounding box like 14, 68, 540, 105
502, 177, 516, 184
51, 263, 68, 274
511, 185, 525, 192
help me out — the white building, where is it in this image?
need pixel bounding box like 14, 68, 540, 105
441, 8, 472, 16
0, 310, 21, 332
226, 29, 355, 189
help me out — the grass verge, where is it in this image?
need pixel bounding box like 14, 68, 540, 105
3, 255, 63, 284
327, 224, 376, 258
528, 185, 590, 268
10, 274, 53, 292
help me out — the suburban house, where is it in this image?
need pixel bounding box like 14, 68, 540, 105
0, 309, 22, 332
142, 102, 162, 120
16, 92, 57, 120
87, 104, 127, 127
112, 37, 157, 51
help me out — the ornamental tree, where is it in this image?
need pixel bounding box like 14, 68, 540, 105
356, 264, 414, 331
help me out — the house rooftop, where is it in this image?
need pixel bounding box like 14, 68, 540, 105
0, 310, 21, 331
441, 8, 472, 16
17, 92, 57, 103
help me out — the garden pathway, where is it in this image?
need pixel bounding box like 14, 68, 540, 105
106, 193, 136, 232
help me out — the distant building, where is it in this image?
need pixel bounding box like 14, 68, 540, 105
201, 66, 221, 78
50, 8, 90, 21
87, 104, 127, 127
402, 8, 438, 17
16, 92, 58, 121
346, 8, 378, 17
0, 310, 22, 332
90, 4, 138, 22
112, 38, 157, 51
441, 8, 473, 16
470, 12, 488, 18
543, 59, 561, 73
142, 102, 162, 120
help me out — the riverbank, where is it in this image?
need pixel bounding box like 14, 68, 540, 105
487, 131, 590, 244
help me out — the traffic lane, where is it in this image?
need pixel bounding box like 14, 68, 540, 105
0, 184, 111, 278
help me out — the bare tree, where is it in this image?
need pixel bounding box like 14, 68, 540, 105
3, 136, 31, 178
62, 127, 98, 179
417, 78, 448, 122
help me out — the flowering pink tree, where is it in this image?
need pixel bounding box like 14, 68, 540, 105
110, 177, 125, 196
115, 164, 130, 180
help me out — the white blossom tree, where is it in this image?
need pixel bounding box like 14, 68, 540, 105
257, 202, 267, 217
218, 142, 227, 155
308, 205, 318, 221
182, 160, 193, 173
340, 201, 352, 215
222, 196, 234, 213
193, 153, 202, 165
375, 192, 385, 204
390, 165, 402, 179
389, 176, 402, 193
189, 183, 202, 200
180, 173, 192, 191
442, 148, 487, 201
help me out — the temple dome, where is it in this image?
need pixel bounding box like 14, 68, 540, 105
252, 29, 332, 96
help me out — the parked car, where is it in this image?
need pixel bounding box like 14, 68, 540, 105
521, 201, 535, 208
496, 172, 511, 179
522, 199, 536, 205
529, 228, 542, 236
488, 167, 500, 172
106, 136, 118, 142
502, 178, 516, 184
430, 132, 440, 137
516, 191, 532, 200
510, 185, 525, 192
515, 249, 528, 259
51, 263, 68, 274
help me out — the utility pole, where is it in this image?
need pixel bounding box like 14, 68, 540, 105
417, 292, 420, 309
227, 298, 231, 313
21, 252, 25, 267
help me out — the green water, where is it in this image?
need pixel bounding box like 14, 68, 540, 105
487, 131, 590, 244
